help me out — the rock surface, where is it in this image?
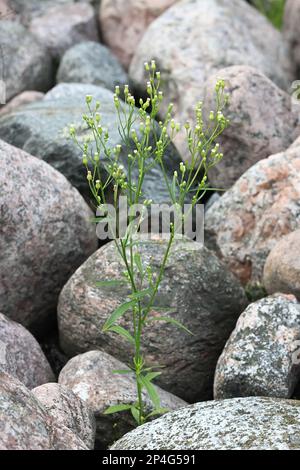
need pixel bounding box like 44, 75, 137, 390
0, 83, 183, 202
59, 350, 186, 448
129, 0, 294, 157
263, 230, 300, 300
0, 371, 88, 450
0, 91, 44, 115
203, 66, 299, 188
284, 0, 300, 71
0, 139, 97, 332
57, 41, 127, 91
111, 396, 300, 450
0, 313, 54, 388
99, 0, 178, 69
29, 3, 99, 60
205, 145, 300, 285
0, 20, 53, 102
32, 382, 96, 449
58, 237, 247, 402
214, 295, 300, 399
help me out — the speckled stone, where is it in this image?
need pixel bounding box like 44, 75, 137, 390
0, 371, 88, 450
59, 350, 186, 448
32, 382, 96, 449
203, 66, 300, 189
214, 295, 300, 399
29, 3, 99, 60
99, 0, 178, 69
0, 83, 183, 203
0, 313, 54, 388
284, 0, 300, 70
58, 237, 247, 402
0, 20, 53, 102
57, 41, 128, 91
263, 230, 300, 300
0, 91, 44, 115
111, 396, 300, 450
129, 0, 294, 158
0, 139, 97, 332
205, 146, 300, 285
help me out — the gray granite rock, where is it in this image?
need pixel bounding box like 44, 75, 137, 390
59, 350, 186, 448
0, 313, 54, 388
0, 20, 53, 102
57, 41, 127, 92
205, 145, 300, 285
32, 382, 96, 449
0, 371, 88, 450
284, 0, 300, 71
203, 65, 299, 188
58, 237, 247, 402
129, 0, 294, 158
0, 91, 44, 115
0, 139, 97, 332
264, 230, 300, 300
111, 396, 300, 450
214, 295, 300, 399
0, 83, 183, 203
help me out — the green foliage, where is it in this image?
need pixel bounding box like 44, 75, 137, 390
71, 61, 229, 426
251, 0, 286, 29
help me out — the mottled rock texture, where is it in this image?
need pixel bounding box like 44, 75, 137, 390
0, 91, 44, 115
203, 66, 299, 188
0, 313, 54, 388
29, 3, 99, 60
99, 0, 178, 69
111, 397, 300, 450
263, 230, 300, 300
59, 350, 186, 448
57, 41, 127, 91
205, 146, 300, 285
32, 382, 96, 449
284, 0, 300, 71
0, 139, 97, 332
0, 371, 88, 450
0, 83, 183, 202
214, 295, 300, 399
129, 0, 294, 158
58, 237, 247, 402
0, 20, 53, 102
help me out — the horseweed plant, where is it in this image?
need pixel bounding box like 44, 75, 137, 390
70, 61, 229, 426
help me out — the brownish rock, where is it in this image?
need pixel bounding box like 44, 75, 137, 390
205, 146, 300, 285
0, 91, 44, 115
263, 230, 300, 300
203, 66, 299, 189
99, 0, 178, 69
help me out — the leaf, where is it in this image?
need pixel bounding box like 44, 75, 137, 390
112, 369, 133, 375
102, 300, 136, 332
95, 279, 126, 288
129, 288, 153, 301
108, 325, 135, 345
151, 306, 177, 314
134, 253, 143, 276
130, 406, 140, 424
104, 404, 132, 415
90, 217, 111, 224
146, 408, 170, 419
145, 371, 162, 382
148, 316, 193, 335
139, 376, 160, 409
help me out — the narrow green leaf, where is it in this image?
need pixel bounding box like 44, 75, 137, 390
104, 404, 132, 415
102, 300, 136, 332
139, 376, 161, 409
146, 408, 170, 419
95, 279, 125, 288
112, 369, 133, 375
108, 325, 135, 345
145, 371, 162, 382
130, 406, 140, 424
129, 288, 153, 301
134, 253, 143, 276
152, 306, 177, 314
148, 316, 193, 335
